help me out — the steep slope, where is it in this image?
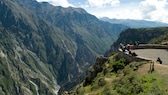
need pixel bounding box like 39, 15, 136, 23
68, 54, 168, 95
105, 27, 168, 56
0, 24, 60, 94
0, 0, 62, 94
65, 27, 168, 95
15, 0, 128, 55
0, 0, 128, 94
101, 17, 168, 28
150, 32, 168, 45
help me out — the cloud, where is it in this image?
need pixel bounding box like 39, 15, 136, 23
85, 0, 168, 23
87, 0, 120, 7
85, 5, 142, 20
36, 0, 74, 7
35, 0, 168, 23
139, 0, 168, 22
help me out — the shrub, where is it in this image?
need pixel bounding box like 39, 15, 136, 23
112, 58, 125, 73
98, 78, 106, 86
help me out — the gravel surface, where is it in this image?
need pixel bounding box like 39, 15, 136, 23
132, 49, 168, 64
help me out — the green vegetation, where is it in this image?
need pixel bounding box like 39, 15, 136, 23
111, 58, 125, 73
1, 0, 168, 94
69, 54, 168, 95
119, 27, 167, 44
150, 32, 168, 44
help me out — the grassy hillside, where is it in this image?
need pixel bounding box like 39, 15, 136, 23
67, 53, 168, 95
149, 32, 168, 45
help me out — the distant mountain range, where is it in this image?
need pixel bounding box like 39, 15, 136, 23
0, 0, 128, 94
101, 17, 168, 28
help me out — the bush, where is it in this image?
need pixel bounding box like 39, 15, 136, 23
98, 78, 106, 86
112, 58, 125, 73
150, 85, 164, 95
103, 86, 117, 95
113, 74, 143, 95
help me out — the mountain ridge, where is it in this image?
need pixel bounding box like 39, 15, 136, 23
101, 17, 168, 28
0, 0, 128, 94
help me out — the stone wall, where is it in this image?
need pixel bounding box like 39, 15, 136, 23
132, 44, 168, 50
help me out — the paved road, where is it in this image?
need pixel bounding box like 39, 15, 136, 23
132, 49, 168, 64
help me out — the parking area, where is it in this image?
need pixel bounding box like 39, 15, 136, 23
132, 49, 168, 64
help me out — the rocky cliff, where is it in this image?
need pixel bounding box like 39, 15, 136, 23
105, 27, 168, 56
0, 0, 128, 94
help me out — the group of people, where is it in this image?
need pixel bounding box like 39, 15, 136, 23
119, 43, 137, 56
134, 41, 139, 46
119, 42, 163, 64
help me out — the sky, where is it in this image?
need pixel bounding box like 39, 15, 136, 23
36, 0, 168, 23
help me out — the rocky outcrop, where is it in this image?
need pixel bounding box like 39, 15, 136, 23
83, 56, 108, 86
116, 52, 150, 64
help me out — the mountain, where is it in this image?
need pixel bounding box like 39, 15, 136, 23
67, 27, 168, 95
101, 17, 168, 28
0, 0, 128, 94
105, 27, 168, 56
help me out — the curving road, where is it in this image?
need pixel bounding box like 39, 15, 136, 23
132, 49, 168, 64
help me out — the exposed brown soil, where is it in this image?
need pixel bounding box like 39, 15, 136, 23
139, 62, 168, 73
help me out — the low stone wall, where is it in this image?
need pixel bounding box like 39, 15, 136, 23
132, 44, 168, 50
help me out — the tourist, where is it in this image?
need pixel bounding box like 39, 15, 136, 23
157, 57, 162, 64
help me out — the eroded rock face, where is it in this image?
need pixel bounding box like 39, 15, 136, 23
83, 56, 108, 86
0, 43, 60, 95
0, 0, 128, 94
